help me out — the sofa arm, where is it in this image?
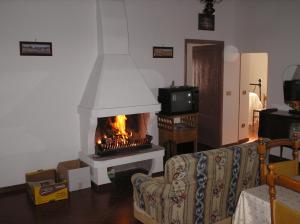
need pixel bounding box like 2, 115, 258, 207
132, 172, 199, 224
131, 173, 166, 223
131, 173, 152, 210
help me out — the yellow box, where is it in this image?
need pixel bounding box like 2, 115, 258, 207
25, 169, 68, 205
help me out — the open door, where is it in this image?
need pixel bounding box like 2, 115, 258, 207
185, 40, 224, 147
240, 53, 268, 141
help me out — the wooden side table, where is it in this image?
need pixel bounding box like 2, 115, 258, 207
157, 113, 198, 159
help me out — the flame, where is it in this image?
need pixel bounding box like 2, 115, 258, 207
111, 115, 131, 143
96, 115, 134, 148
112, 115, 127, 136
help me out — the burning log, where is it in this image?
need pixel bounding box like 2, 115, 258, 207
95, 135, 152, 156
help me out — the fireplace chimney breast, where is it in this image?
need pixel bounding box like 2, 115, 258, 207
78, 0, 160, 155
78, 0, 160, 118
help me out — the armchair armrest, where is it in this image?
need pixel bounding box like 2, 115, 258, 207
131, 173, 168, 223
131, 173, 198, 224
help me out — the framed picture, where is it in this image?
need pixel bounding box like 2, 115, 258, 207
19, 41, 52, 56
153, 46, 173, 58
198, 14, 215, 31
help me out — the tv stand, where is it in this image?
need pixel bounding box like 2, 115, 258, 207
157, 113, 198, 160
259, 109, 300, 139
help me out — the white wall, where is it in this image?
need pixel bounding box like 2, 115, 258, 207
125, 0, 240, 145
126, 0, 237, 86
0, 0, 240, 187
0, 0, 97, 187
235, 0, 300, 110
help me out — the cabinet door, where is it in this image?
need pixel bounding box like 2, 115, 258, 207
239, 54, 250, 140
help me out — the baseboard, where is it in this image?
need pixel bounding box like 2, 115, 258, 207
239, 138, 249, 144
0, 183, 26, 195
221, 138, 250, 148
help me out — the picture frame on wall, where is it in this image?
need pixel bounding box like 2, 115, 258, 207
198, 14, 215, 31
19, 41, 53, 56
153, 46, 173, 58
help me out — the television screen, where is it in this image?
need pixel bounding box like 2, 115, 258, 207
171, 91, 193, 113
284, 80, 300, 102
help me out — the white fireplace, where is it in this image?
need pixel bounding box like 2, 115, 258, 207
78, 0, 164, 186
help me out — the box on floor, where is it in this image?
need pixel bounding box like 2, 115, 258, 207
25, 169, 68, 205
57, 159, 91, 192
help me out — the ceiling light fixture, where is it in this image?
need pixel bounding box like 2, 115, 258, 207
198, 0, 223, 31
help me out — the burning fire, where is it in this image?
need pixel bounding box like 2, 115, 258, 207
96, 115, 132, 145
95, 114, 152, 155
111, 115, 130, 139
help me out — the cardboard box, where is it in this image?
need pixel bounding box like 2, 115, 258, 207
25, 169, 68, 205
57, 160, 91, 192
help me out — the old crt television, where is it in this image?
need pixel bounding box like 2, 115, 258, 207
284, 80, 300, 113
158, 86, 199, 115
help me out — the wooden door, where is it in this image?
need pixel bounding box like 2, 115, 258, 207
192, 44, 223, 147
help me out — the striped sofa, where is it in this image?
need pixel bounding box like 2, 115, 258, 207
131, 140, 261, 224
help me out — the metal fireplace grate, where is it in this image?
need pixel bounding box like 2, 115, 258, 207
95, 135, 152, 157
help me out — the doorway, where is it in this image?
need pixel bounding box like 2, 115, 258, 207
240, 53, 268, 141
185, 39, 224, 147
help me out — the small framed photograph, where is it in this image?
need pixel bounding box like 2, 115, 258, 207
19, 41, 52, 56
198, 14, 215, 31
153, 46, 173, 58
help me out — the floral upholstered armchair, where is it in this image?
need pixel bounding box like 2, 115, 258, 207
132, 140, 261, 224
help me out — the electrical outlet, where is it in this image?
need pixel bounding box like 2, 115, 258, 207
226, 91, 231, 96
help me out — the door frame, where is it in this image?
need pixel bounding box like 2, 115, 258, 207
184, 39, 224, 146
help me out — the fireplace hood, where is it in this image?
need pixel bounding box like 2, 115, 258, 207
78, 0, 160, 118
